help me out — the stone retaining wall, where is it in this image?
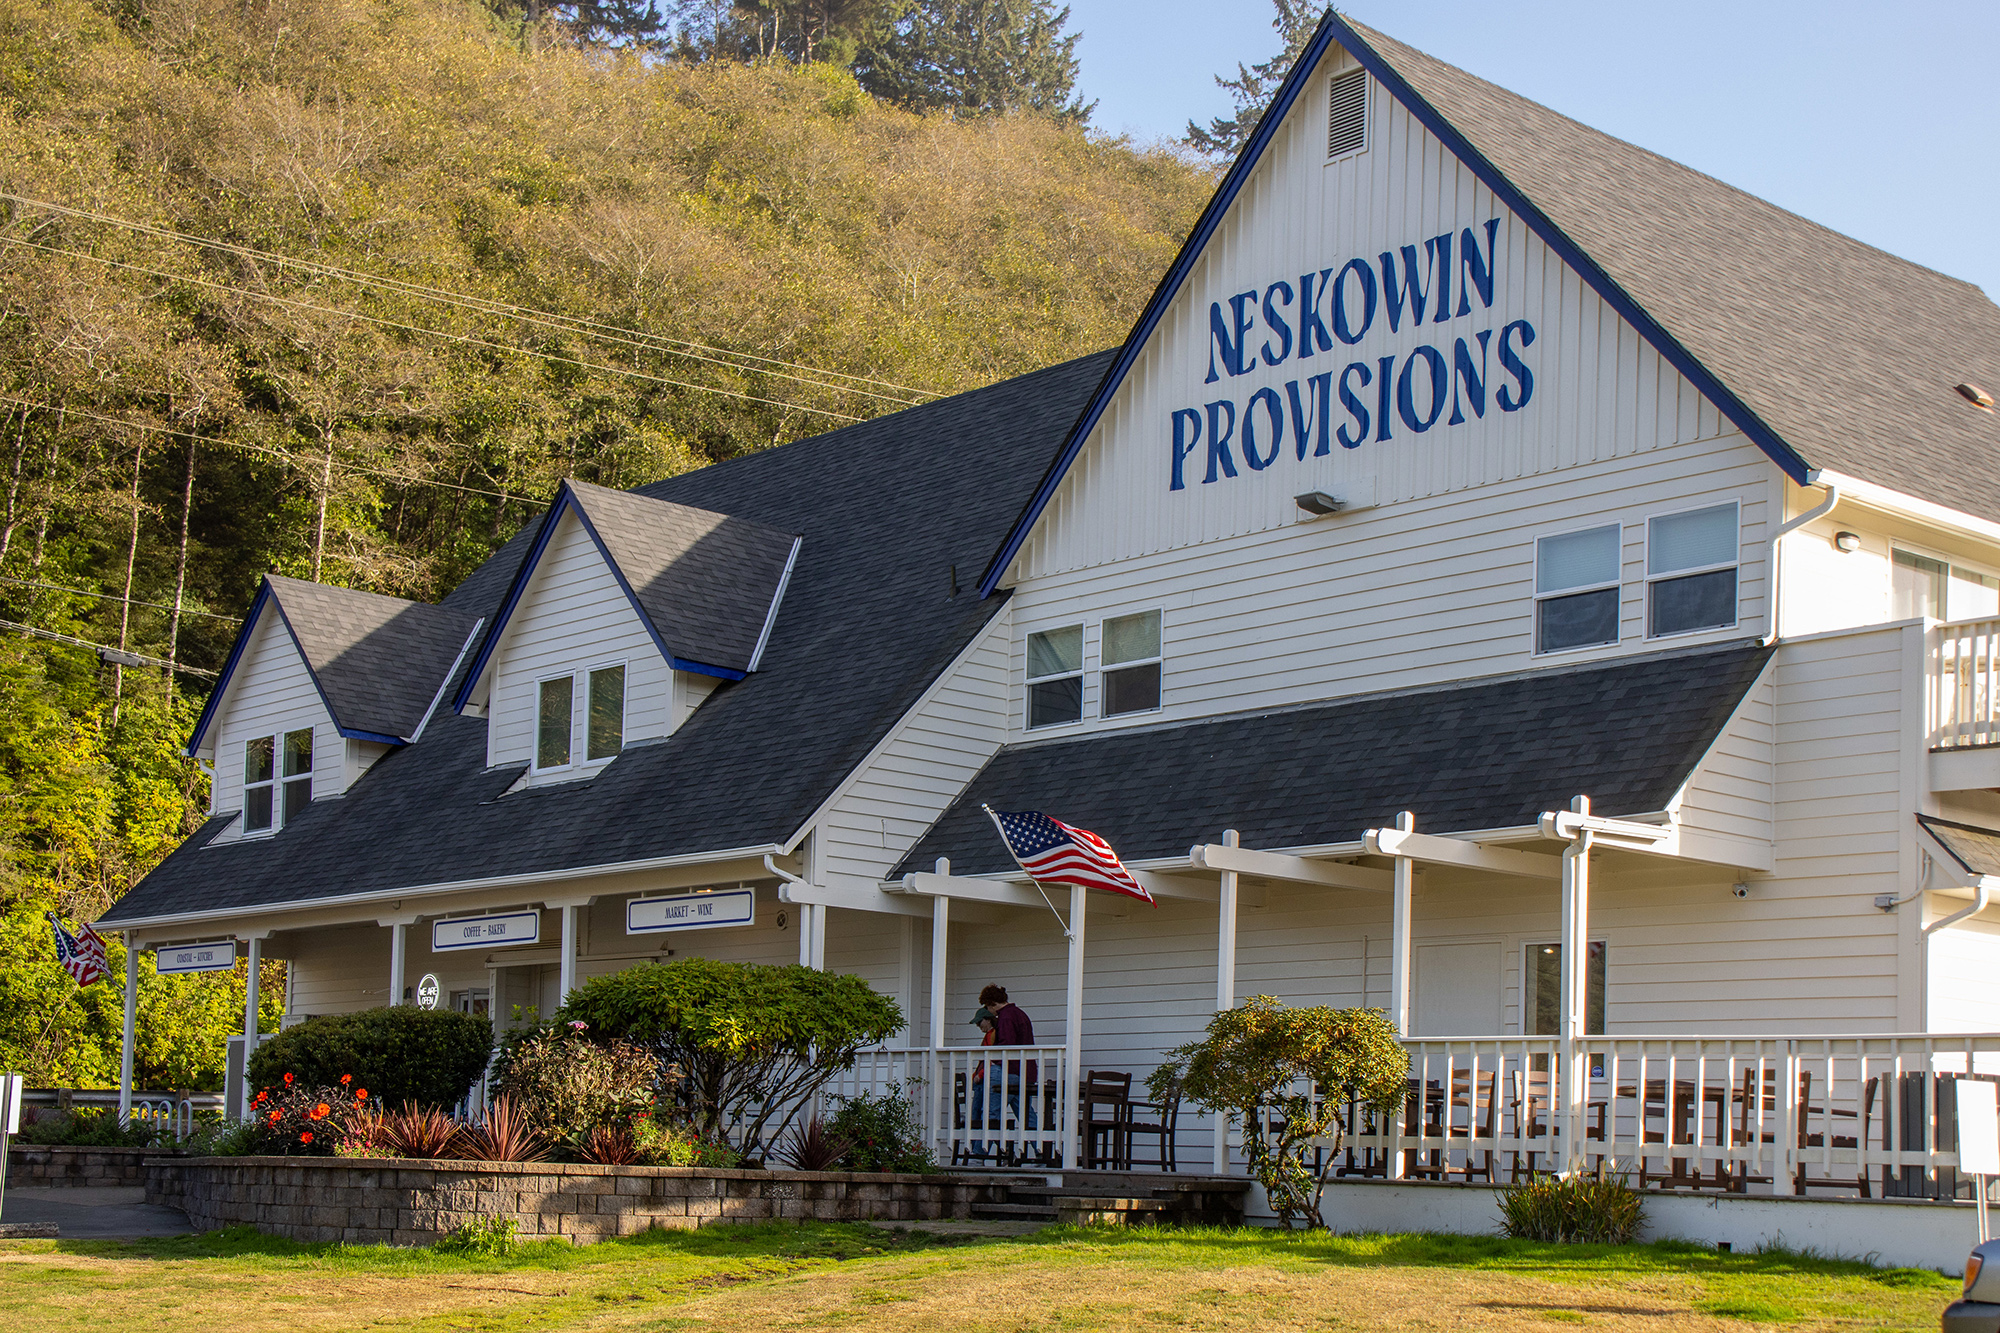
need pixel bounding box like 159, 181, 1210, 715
145, 1157, 1011, 1246
10, 1145, 184, 1188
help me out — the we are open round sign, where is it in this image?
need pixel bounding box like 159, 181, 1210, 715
416, 973, 440, 1010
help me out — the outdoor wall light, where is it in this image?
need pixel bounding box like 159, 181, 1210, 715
1833, 531, 1862, 553
1295, 491, 1345, 516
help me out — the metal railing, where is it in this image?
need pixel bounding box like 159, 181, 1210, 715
1338, 1034, 2000, 1198
1933, 617, 2000, 749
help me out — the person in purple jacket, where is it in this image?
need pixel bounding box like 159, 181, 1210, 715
979, 984, 1038, 1151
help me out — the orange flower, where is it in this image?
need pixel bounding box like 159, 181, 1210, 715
313, 1103, 330, 1119
340, 1074, 352, 1085
283, 1072, 294, 1085
355, 1089, 368, 1100
299, 1132, 313, 1144
268, 1112, 281, 1125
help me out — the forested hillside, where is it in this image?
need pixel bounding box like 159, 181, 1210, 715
0, 0, 1210, 1086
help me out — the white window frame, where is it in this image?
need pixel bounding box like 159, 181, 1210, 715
1891, 542, 2000, 624
1643, 500, 1741, 641
241, 734, 276, 836
1025, 623, 1085, 731
1532, 521, 1622, 657
581, 659, 628, 765
1099, 608, 1164, 719
1520, 937, 1608, 1039
533, 672, 578, 773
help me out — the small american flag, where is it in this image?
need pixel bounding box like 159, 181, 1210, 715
47, 913, 108, 987
985, 808, 1154, 905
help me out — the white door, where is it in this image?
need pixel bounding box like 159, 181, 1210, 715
1414, 942, 1503, 1037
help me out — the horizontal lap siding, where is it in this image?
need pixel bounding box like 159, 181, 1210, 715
821, 615, 1011, 891
1008, 434, 1771, 734
284, 923, 391, 1016
208, 609, 339, 845
488, 510, 673, 770
1673, 666, 1776, 848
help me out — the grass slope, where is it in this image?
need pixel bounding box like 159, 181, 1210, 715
0, 1223, 1960, 1331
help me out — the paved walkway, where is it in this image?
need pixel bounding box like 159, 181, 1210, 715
1, 1186, 193, 1239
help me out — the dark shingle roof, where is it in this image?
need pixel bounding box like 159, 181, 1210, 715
894, 641, 1772, 879
1918, 815, 2000, 879
267, 577, 481, 741
1344, 17, 2000, 520
564, 481, 797, 675
103, 351, 1115, 926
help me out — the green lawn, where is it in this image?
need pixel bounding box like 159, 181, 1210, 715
0, 1222, 1961, 1331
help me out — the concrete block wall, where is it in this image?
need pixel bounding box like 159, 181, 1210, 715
10, 1145, 184, 1188
145, 1157, 1010, 1246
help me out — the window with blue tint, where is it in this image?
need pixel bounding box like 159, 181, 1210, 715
1027, 625, 1083, 728
1647, 503, 1739, 637
1534, 524, 1621, 653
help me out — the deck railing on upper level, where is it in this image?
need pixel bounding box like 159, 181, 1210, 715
1933, 616, 2000, 749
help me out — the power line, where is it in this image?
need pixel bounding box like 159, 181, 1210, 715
1, 235, 865, 425
0, 616, 216, 677
0, 574, 241, 622
0, 393, 548, 507
1, 191, 939, 403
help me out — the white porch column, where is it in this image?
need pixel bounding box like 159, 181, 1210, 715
118, 941, 138, 1126
241, 935, 262, 1119
1559, 795, 1592, 1172
1065, 883, 1087, 1174
928, 866, 949, 1160
1213, 828, 1240, 1173
1389, 810, 1415, 1037
559, 904, 578, 1001
798, 904, 816, 967
388, 921, 407, 1006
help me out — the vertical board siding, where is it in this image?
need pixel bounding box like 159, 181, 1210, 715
487, 509, 676, 771
208, 607, 339, 844
1007, 433, 1771, 740
1012, 51, 1739, 585
820, 612, 1012, 891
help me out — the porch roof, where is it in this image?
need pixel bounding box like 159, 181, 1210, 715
1917, 814, 2000, 879
894, 639, 1773, 878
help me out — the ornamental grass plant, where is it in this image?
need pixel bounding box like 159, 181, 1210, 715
1497, 1168, 1646, 1244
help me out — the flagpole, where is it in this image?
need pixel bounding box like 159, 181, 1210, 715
982, 804, 1072, 938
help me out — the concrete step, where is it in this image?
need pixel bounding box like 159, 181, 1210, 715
969, 1201, 1058, 1221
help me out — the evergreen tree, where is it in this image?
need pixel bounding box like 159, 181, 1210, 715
668, 0, 889, 65
854, 0, 1093, 124
1185, 0, 1323, 159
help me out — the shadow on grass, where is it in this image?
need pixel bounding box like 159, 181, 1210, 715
44, 1220, 951, 1270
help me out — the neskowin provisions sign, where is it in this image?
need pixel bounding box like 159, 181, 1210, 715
628, 888, 755, 935
431, 911, 541, 952
155, 941, 237, 974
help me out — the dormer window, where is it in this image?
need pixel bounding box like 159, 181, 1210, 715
537, 675, 574, 770
242, 727, 312, 833
587, 665, 625, 760
536, 664, 627, 772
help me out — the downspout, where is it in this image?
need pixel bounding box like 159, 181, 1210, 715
1766, 470, 1839, 646
764, 854, 820, 969
1923, 872, 1993, 936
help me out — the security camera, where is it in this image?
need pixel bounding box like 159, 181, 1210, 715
1731, 883, 1750, 899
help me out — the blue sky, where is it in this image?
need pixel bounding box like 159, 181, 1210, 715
1062, 1, 2000, 299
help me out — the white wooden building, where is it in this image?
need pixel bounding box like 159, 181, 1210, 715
100, 14, 2000, 1262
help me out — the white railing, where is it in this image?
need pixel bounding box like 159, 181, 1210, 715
1339, 1034, 2000, 1198
807, 1044, 1071, 1170
126, 1097, 197, 1141
1933, 617, 2000, 748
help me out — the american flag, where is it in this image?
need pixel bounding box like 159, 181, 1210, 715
984, 807, 1154, 905
46, 913, 108, 987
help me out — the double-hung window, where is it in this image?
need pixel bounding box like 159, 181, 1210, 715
1101, 611, 1162, 717
1647, 502, 1739, 637
1534, 524, 1621, 653
1026, 626, 1083, 729
536, 664, 626, 771
242, 727, 311, 833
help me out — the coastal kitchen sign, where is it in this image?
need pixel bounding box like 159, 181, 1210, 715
1170, 217, 1536, 490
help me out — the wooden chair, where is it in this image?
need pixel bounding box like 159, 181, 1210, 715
1124, 1077, 1181, 1173
1510, 1068, 1605, 1179
1079, 1070, 1132, 1170
1791, 1068, 1867, 1196
949, 1070, 1001, 1168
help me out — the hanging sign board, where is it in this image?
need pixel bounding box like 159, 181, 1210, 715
155, 941, 237, 974
628, 888, 755, 935
432, 911, 541, 952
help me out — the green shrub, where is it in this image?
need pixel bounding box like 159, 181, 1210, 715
556, 958, 901, 1159
247, 1007, 493, 1109
490, 1021, 663, 1139
433, 1216, 518, 1257
829, 1086, 935, 1174
1498, 1169, 1646, 1244
18, 1108, 162, 1147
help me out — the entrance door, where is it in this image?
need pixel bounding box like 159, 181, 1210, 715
1414, 942, 1502, 1037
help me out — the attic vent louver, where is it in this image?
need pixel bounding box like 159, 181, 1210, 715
1327, 68, 1368, 160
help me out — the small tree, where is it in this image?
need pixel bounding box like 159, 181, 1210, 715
1149, 996, 1407, 1229
555, 959, 902, 1159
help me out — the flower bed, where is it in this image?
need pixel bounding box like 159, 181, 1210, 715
145, 1156, 1009, 1246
